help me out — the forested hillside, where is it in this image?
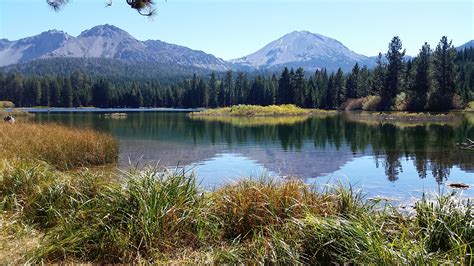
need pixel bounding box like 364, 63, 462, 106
0, 36, 472, 111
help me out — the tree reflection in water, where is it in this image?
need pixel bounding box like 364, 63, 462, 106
34, 111, 473, 184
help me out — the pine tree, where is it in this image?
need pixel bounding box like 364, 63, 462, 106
371, 53, 386, 97
208, 72, 218, 107
430, 36, 458, 110
409, 42, 433, 111
278, 67, 292, 104
334, 68, 346, 108
50, 78, 62, 107
217, 82, 225, 107
63, 78, 74, 107
325, 73, 336, 109
224, 71, 234, 106
293, 67, 306, 106
197, 78, 209, 107
346, 63, 360, 99
382, 36, 406, 110
305, 77, 316, 108
359, 65, 371, 97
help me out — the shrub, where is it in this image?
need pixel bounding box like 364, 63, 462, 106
392, 92, 409, 111
340, 98, 364, 111
0, 101, 15, 108
362, 96, 382, 111
451, 94, 465, 110
467, 101, 474, 111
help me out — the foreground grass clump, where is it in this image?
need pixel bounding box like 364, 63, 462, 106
190, 104, 328, 117
0, 122, 118, 170
11, 165, 215, 262
211, 179, 336, 240
0, 161, 472, 264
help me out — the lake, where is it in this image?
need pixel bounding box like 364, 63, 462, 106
33, 110, 474, 203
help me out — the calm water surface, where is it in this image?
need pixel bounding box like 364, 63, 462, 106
33, 111, 474, 202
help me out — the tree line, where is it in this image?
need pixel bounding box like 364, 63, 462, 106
0, 36, 472, 111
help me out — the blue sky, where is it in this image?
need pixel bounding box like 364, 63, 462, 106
1, 0, 472, 60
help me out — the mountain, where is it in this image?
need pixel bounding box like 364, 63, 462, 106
230, 31, 375, 72
0, 30, 72, 67
457, 40, 474, 50
0, 24, 229, 71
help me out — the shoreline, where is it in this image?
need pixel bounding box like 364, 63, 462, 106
16, 107, 204, 113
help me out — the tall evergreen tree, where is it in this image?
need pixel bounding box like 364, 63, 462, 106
409, 42, 433, 111
224, 70, 234, 106
430, 36, 458, 110
371, 53, 386, 97
293, 67, 306, 106
334, 68, 346, 108
382, 36, 406, 110
197, 78, 209, 107
208, 72, 218, 108
278, 67, 292, 104
346, 63, 360, 99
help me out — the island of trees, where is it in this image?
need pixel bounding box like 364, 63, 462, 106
0, 36, 472, 112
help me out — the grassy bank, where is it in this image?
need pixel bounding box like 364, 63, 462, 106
190, 104, 335, 117
0, 160, 472, 264
0, 122, 118, 170
0, 108, 34, 118
342, 111, 470, 127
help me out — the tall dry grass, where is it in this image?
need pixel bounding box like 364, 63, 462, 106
0, 122, 118, 170
211, 179, 336, 239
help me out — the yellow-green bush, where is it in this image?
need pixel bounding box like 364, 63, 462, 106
392, 92, 409, 111
0, 101, 15, 108
190, 104, 312, 117
362, 96, 382, 111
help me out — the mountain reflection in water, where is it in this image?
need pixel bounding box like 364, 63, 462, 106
34, 111, 474, 199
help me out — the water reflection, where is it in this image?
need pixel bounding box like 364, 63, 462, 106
34, 112, 474, 188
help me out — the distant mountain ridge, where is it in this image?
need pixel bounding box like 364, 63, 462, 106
0, 24, 229, 71
457, 40, 474, 50
1, 25, 472, 74
230, 31, 376, 72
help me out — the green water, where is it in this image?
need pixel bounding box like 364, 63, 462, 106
33, 111, 474, 201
